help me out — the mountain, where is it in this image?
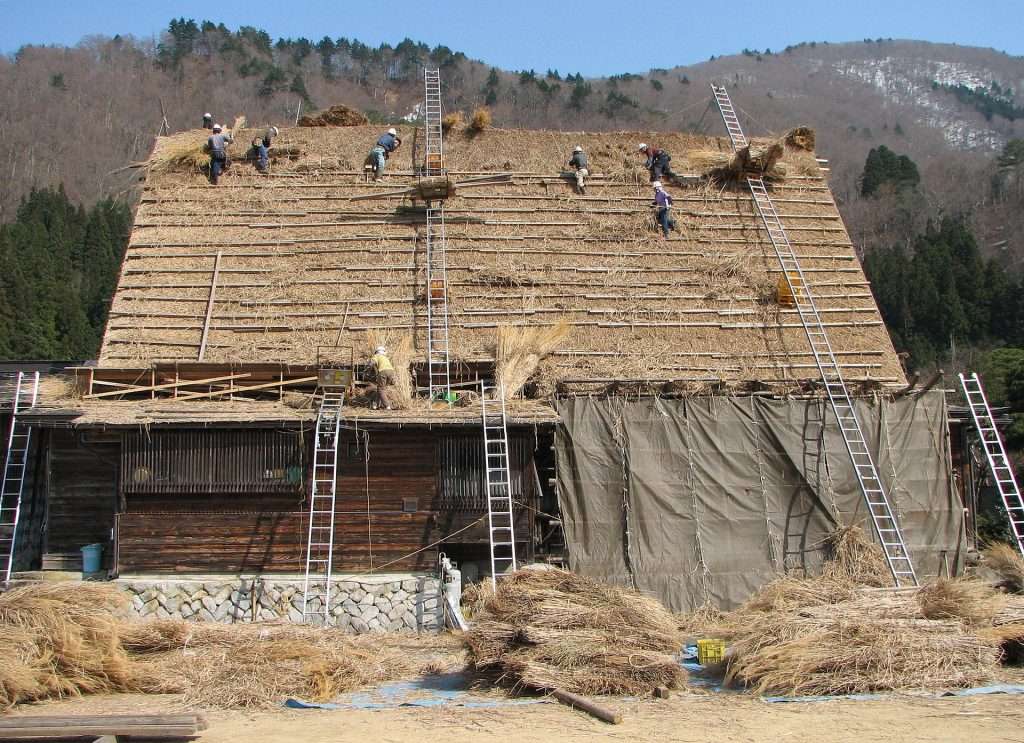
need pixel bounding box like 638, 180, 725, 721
1, 24, 1022, 257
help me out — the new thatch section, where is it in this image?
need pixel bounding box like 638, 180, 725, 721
100, 124, 905, 392
464, 568, 685, 695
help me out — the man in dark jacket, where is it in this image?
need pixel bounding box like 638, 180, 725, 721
639, 143, 676, 182
652, 181, 676, 239
368, 127, 402, 180
207, 124, 233, 185
568, 145, 589, 195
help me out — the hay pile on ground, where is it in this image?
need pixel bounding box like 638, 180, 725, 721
983, 543, 1024, 593
298, 104, 368, 127
464, 569, 685, 695
493, 321, 569, 399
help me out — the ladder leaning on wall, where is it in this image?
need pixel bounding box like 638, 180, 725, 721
301, 388, 345, 624
0, 371, 40, 582
710, 84, 918, 587
959, 372, 1024, 558
480, 382, 517, 588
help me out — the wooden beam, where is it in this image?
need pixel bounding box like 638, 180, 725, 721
84, 373, 252, 399
173, 375, 318, 401
198, 251, 222, 361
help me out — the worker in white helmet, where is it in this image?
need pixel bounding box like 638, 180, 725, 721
651, 180, 676, 239
369, 345, 396, 410
639, 143, 676, 183
207, 124, 234, 185
368, 127, 402, 181
202, 112, 214, 129
568, 145, 589, 195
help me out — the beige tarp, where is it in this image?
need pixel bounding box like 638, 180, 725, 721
555, 392, 963, 611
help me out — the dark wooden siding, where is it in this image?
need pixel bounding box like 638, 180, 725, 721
46, 430, 119, 566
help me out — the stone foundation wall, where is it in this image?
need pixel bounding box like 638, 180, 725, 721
118, 575, 442, 632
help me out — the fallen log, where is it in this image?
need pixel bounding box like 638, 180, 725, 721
550, 688, 623, 724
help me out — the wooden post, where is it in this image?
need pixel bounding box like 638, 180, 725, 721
550, 688, 622, 724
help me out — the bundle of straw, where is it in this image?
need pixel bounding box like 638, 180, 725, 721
493, 321, 569, 400
982, 543, 1024, 593
364, 330, 414, 407
917, 578, 1006, 624
822, 525, 892, 587
464, 568, 685, 695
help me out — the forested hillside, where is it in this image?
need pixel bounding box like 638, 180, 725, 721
1, 19, 1023, 369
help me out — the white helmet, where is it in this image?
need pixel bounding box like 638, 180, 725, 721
652, 180, 663, 190
638, 143, 648, 152
212, 124, 223, 132
203, 112, 212, 118
376, 345, 387, 354
387, 127, 398, 136
574, 145, 583, 152
269, 126, 279, 137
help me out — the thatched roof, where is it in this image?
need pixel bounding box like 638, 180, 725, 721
99, 124, 905, 391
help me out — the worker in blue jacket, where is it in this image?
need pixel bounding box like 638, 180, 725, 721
652, 181, 677, 239
368, 127, 402, 180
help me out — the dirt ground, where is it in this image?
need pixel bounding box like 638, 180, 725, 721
7, 689, 1024, 743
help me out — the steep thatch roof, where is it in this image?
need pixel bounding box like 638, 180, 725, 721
99, 125, 905, 391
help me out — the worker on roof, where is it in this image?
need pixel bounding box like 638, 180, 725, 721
639, 143, 677, 183
262, 126, 280, 148
207, 124, 234, 185
252, 136, 270, 173
651, 181, 676, 240
568, 145, 589, 195
369, 345, 396, 410
368, 127, 402, 181
202, 112, 213, 130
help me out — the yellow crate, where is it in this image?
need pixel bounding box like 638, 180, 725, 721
696, 638, 726, 665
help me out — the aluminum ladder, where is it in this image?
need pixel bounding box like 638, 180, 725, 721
425, 207, 452, 401
302, 389, 345, 624
959, 372, 1024, 558
423, 68, 444, 176
1, 371, 39, 582
481, 382, 517, 588
710, 84, 917, 587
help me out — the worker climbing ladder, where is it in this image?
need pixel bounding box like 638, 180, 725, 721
0, 371, 39, 582
710, 83, 918, 587
480, 382, 517, 588
959, 372, 1024, 558
421, 67, 452, 401
302, 389, 345, 624
423, 68, 444, 176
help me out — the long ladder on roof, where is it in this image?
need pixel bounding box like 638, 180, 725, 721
1, 371, 39, 582
710, 83, 917, 587
423, 68, 451, 401
959, 372, 1024, 558
481, 382, 517, 588
302, 388, 345, 624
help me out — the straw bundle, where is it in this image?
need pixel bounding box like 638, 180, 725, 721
822, 525, 892, 587
364, 330, 414, 407
148, 130, 211, 174
917, 578, 1006, 624
442, 111, 465, 133
493, 321, 569, 400
982, 543, 1024, 593
784, 126, 816, 151
298, 104, 369, 127
464, 568, 685, 695
686, 140, 785, 179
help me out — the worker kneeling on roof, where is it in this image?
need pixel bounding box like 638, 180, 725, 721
370, 345, 396, 410
639, 143, 676, 183
568, 145, 589, 195
368, 127, 402, 181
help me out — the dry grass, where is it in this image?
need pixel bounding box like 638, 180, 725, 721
983, 543, 1024, 593
148, 130, 211, 174
822, 525, 892, 587
464, 568, 685, 695
493, 321, 569, 399
298, 104, 368, 127
784, 126, 816, 151
917, 578, 1006, 625
442, 111, 465, 133
469, 107, 492, 132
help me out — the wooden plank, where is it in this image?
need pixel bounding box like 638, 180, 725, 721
198, 251, 222, 361
173, 376, 318, 401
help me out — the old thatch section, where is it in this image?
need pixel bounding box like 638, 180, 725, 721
464, 568, 685, 695
101, 125, 904, 393
298, 104, 369, 127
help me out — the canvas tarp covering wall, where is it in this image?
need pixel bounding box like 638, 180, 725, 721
555, 391, 962, 611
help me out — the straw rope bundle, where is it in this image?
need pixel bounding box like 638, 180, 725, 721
493, 321, 569, 399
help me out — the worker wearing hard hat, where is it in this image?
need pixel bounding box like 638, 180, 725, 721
568, 145, 589, 195
207, 124, 234, 185
369, 345, 396, 410
651, 181, 677, 239
252, 126, 280, 173
202, 112, 213, 129
639, 143, 676, 183
368, 127, 402, 181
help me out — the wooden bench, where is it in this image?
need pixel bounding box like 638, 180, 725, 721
0, 714, 207, 741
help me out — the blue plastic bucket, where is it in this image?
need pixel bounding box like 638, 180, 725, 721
81, 543, 103, 574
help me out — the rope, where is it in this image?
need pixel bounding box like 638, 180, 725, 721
362, 429, 373, 570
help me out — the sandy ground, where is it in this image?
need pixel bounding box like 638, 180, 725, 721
7, 689, 1024, 743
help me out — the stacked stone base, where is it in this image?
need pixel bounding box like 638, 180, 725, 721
118, 574, 442, 632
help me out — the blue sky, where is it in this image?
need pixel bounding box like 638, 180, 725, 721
0, 0, 1019, 75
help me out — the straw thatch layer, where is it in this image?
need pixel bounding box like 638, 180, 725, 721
464, 568, 685, 695
298, 104, 369, 127
493, 321, 570, 399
